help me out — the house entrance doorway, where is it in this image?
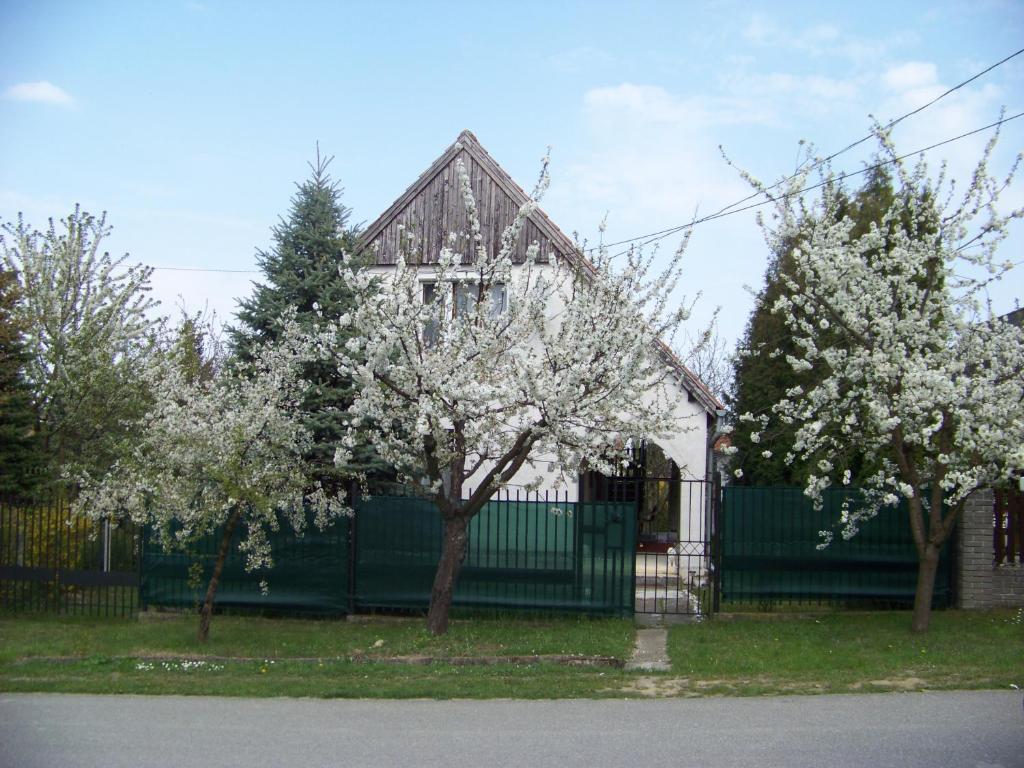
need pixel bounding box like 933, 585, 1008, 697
579, 440, 715, 617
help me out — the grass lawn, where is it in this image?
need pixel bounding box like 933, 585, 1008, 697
1, 609, 1020, 698
0, 612, 635, 699
665, 608, 1024, 697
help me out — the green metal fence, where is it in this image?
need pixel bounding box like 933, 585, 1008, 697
141, 490, 636, 616
719, 486, 953, 607
141, 514, 352, 614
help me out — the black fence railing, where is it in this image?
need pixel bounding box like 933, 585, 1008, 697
632, 478, 712, 615
0, 497, 140, 617
634, 552, 709, 615
4, 480, 971, 620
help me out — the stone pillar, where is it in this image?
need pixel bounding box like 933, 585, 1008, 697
956, 489, 994, 609
957, 488, 1024, 609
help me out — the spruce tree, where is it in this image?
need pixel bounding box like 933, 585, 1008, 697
231, 149, 387, 491
728, 168, 894, 485
0, 268, 44, 498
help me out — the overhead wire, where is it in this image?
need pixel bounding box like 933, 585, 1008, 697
539, 110, 1023, 326
597, 110, 1024, 263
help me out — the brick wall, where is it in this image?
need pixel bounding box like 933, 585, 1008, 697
957, 489, 1024, 609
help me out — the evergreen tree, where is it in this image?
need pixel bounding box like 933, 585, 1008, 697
0, 268, 44, 498
728, 168, 894, 485
171, 308, 223, 386
230, 149, 387, 491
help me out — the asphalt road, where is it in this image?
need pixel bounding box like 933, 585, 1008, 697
1, 691, 1022, 768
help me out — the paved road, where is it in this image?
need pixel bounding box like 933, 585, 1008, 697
1, 691, 1021, 768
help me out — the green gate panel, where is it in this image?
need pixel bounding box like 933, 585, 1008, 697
720, 486, 952, 606
354, 496, 634, 616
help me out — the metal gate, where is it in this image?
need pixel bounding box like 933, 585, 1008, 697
628, 476, 718, 617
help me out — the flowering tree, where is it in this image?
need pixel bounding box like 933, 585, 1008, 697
729, 169, 896, 485
75, 319, 348, 641
739, 129, 1024, 632
0, 207, 160, 484
333, 157, 697, 634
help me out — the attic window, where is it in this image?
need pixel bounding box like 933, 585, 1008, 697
421, 280, 506, 346
422, 282, 439, 346
455, 282, 506, 318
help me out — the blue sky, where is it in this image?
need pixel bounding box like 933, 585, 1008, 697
2, 0, 1022, 348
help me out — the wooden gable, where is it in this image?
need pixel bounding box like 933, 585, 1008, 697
357, 130, 578, 266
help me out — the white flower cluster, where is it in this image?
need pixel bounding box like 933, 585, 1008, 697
135, 660, 225, 672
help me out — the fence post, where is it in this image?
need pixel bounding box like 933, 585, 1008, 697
347, 481, 359, 615
138, 521, 148, 612
711, 473, 722, 614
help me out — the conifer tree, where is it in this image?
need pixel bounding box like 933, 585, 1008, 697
0, 268, 43, 498
231, 149, 386, 490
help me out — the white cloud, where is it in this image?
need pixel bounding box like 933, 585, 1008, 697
541, 60, 1024, 350
877, 60, 1004, 149
740, 14, 911, 64
4, 81, 74, 106
720, 72, 864, 124
543, 83, 765, 346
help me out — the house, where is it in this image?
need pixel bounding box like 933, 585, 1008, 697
356, 130, 722, 546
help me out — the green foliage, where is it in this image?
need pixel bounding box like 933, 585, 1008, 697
728, 168, 894, 485
170, 310, 223, 386
230, 149, 388, 491
0, 268, 43, 498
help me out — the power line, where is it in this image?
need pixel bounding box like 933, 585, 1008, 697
152, 266, 262, 274
588, 46, 1024, 254
598, 109, 1024, 261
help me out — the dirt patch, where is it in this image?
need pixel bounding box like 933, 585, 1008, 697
616, 675, 698, 697
13, 653, 625, 669
615, 675, 835, 698
865, 676, 929, 690
352, 652, 624, 668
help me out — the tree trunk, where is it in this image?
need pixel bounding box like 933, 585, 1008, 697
197, 508, 242, 643
426, 515, 470, 636
911, 543, 941, 634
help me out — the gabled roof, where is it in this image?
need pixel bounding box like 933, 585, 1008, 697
356, 130, 723, 415
358, 130, 579, 267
